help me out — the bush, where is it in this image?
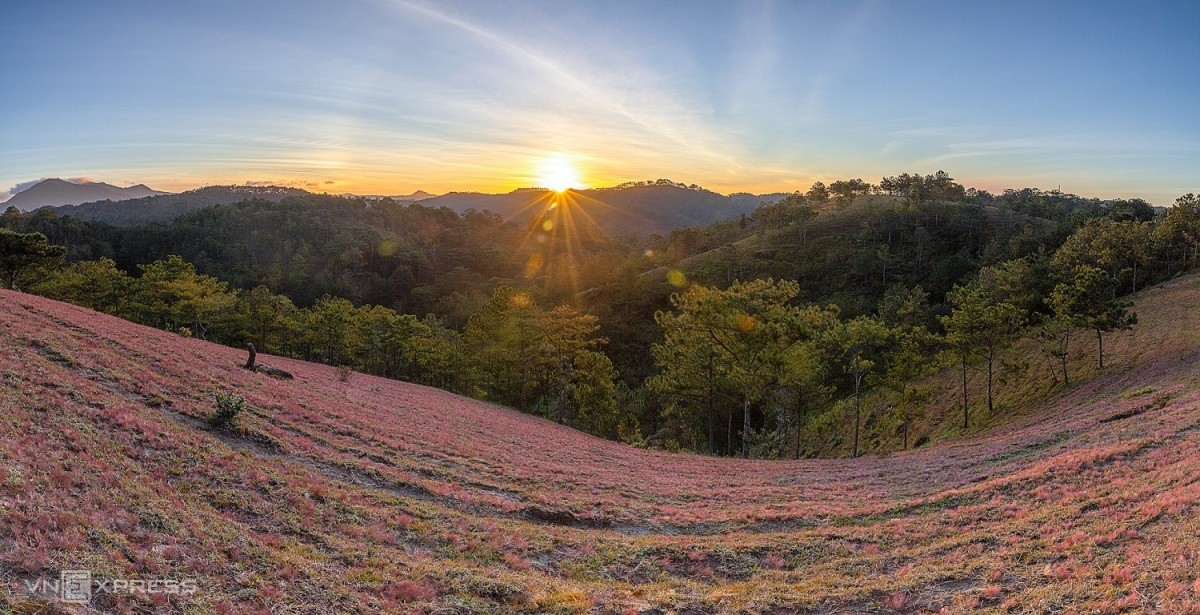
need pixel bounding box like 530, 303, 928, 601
209, 392, 247, 429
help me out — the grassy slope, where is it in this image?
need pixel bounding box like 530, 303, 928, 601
854, 272, 1200, 456
1, 276, 1199, 613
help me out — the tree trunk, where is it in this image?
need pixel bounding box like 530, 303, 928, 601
727, 411, 733, 457
794, 390, 803, 460
1041, 344, 1060, 387
742, 397, 751, 459
706, 354, 715, 455
1061, 331, 1071, 387
986, 348, 995, 416
852, 373, 863, 458
961, 355, 969, 429
706, 389, 715, 455
1097, 329, 1104, 369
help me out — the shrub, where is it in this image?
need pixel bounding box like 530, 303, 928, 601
382, 580, 436, 602
209, 392, 247, 429
337, 365, 352, 383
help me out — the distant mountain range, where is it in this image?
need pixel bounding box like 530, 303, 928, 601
417, 182, 789, 237
45, 185, 313, 226
29, 179, 788, 237
346, 190, 438, 201
3, 178, 167, 211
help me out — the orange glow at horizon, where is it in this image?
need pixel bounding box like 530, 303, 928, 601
122, 161, 835, 200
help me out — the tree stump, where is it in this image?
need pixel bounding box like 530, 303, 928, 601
242, 342, 293, 380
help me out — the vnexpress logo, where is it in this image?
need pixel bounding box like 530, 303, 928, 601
22, 570, 197, 603
60, 570, 92, 604
22, 570, 90, 603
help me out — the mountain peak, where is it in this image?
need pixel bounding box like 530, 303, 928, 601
37, 178, 76, 187
4, 178, 168, 211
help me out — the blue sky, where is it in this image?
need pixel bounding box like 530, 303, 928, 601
2, 0, 1197, 203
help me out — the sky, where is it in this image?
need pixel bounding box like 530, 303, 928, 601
1, 1, 1197, 204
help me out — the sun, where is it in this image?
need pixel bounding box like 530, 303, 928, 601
537, 156, 582, 192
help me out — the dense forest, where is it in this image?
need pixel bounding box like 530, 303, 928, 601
4, 173, 1198, 458
11, 193, 634, 322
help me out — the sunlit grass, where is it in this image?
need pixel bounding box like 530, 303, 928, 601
3, 275, 1199, 612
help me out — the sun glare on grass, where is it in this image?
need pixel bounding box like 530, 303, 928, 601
537, 156, 582, 192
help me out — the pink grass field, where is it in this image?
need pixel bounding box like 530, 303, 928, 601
1, 274, 1199, 613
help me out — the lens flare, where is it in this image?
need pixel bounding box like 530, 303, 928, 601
537, 156, 582, 192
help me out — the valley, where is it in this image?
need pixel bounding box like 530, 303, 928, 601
2, 274, 1198, 612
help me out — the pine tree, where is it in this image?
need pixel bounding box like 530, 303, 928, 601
0, 229, 66, 291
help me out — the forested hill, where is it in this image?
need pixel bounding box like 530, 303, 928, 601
640, 196, 1056, 310
9, 194, 632, 321
5, 177, 1175, 385
418, 180, 788, 237
587, 189, 1122, 384
42, 185, 313, 226
6, 173, 1195, 461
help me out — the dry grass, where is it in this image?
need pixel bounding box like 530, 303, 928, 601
1, 274, 1199, 613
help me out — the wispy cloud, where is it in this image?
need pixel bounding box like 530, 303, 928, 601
242, 179, 323, 189
6, 179, 46, 198
382, 0, 741, 168
2, 1, 1194, 200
